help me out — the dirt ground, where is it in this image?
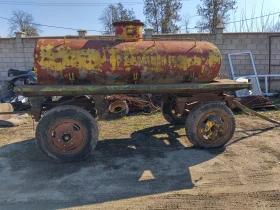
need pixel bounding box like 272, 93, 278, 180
0, 111, 279, 210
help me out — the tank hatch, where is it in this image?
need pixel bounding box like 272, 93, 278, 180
113, 20, 144, 42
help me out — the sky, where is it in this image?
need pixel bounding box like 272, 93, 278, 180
0, 0, 280, 37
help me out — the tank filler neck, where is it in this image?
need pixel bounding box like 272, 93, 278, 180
113, 20, 144, 42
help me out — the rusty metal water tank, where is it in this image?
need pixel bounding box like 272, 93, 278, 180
34, 20, 222, 85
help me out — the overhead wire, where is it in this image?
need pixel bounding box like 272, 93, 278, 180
225, 11, 280, 25
179, 11, 280, 32
0, 16, 105, 33
0, 1, 279, 33
1, 10, 280, 34
0, 0, 190, 6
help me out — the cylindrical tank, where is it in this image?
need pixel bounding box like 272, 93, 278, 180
34, 39, 222, 85
34, 20, 222, 85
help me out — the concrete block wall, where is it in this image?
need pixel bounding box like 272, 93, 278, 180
0, 33, 113, 81
0, 33, 36, 81
0, 29, 280, 91
150, 30, 280, 91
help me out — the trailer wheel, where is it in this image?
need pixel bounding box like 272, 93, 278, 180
56, 95, 97, 119
161, 99, 188, 125
35, 105, 98, 163
185, 101, 235, 148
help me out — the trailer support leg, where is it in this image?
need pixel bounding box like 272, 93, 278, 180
233, 100, 280, 126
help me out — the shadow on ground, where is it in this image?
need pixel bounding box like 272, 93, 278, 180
0, 124, 227, 209
229, 126, 277, 146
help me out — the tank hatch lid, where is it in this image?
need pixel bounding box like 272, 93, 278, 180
113, 20, 144, 42
113, 20, 144, 26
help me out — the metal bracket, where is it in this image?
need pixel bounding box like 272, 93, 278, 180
69, 73, 75, 85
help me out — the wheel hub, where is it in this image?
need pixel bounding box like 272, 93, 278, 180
198, 113, 228, 144
47, 119, 87, 154
62, 134, 72, 142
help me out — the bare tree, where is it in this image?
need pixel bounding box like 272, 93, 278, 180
227, 2, 280, 33
181, 13, 192, 33
8, 10, 41, 36
196, 0, 237, 33
143, 0, 182, 34
270, 21, 280, 32
99, 3, 136, 35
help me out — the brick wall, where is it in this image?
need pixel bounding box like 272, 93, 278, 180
0, 29, 280, 91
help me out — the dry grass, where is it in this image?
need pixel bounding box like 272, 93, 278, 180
98, 112, 186, 141
0, 108, 279, 149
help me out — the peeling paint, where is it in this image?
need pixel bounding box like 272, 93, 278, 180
34, 39, 222, 85
39, 44, 106, 72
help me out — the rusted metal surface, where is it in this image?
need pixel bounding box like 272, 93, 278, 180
108, 101, 127, 113
27, 97, 45, 122
175, 94, 235, 115
47, 118, 87, 154
15, 79, 251, 97
233, 100, 280, 126
197, 111, 229, 144
161, 94, 188, 125
34, 38, 222, 85
113, 20, 144, 41
235, 95, 275, 109
42, 96, 97, 118
31, 108, 41, 122
106, 94, 160, 113
106, 100, 129, 118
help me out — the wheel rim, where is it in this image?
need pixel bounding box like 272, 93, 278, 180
197, 112, 229, 144
170, 107, 185, 118
162, 99, 187, 121
170, 99, 185, 119
47, 119, 88, 154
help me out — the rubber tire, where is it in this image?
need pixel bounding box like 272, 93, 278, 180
185, 101, 236, 148
161, 100, 187, 125
35, 105, 98, 163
